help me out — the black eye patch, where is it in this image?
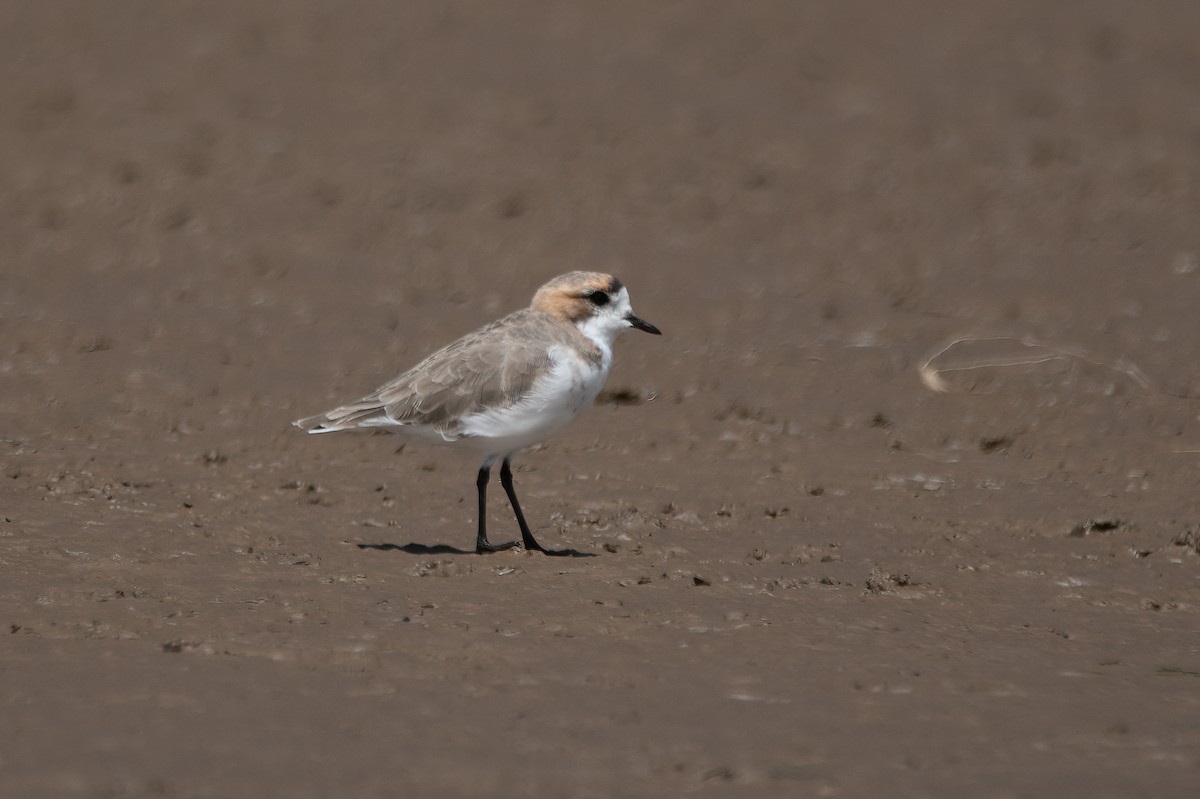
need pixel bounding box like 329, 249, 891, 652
585, 291, 610, 306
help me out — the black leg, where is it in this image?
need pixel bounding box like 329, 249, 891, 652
475, 459, 518, 554
500, 457, 554, 553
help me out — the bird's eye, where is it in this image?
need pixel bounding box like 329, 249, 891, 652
586, 291, 610, 306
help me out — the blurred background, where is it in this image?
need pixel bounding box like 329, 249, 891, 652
5, 0, 1198, 418
3, 2, 1199, 797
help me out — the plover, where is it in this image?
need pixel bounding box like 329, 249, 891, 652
295, 272, 661, 555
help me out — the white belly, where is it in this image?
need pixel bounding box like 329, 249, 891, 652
458, 345, 611, 456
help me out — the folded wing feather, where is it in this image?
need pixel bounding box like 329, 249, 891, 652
295, 310, 569, 440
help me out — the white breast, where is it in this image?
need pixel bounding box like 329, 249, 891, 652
457, 344, 611, 456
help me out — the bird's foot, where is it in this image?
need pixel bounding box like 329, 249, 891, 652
520, 538, 592, 557
476, 539, 521, 554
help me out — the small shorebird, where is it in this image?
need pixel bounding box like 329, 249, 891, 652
295, 272, 661, 555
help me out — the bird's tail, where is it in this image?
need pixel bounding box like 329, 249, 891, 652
293, 401, 391, 433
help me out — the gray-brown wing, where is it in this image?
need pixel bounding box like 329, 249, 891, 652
301, 310, 567, 438
375, 315, 557, 436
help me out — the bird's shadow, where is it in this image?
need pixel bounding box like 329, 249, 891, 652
357, 542, 597, 558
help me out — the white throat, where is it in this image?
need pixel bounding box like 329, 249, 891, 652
575, 313, 617, 365
573, 286, 634, 360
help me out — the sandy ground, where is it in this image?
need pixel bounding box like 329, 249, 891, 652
3, 1, 1199, 797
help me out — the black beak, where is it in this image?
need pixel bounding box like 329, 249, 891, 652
625, 313, 661, 335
